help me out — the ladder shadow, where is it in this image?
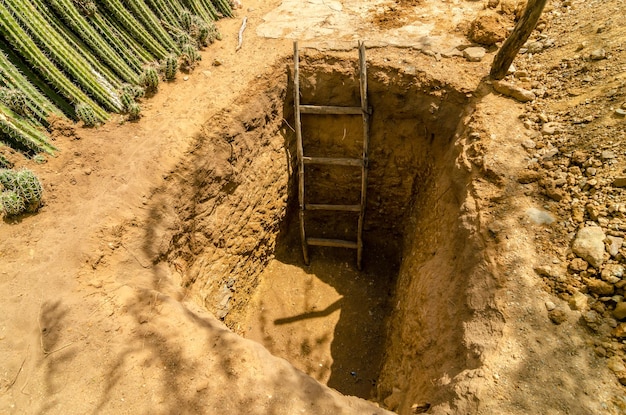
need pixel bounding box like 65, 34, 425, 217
270, 218, 397, 399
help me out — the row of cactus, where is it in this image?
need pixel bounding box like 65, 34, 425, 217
0, 0, 231, 154
0, 168, 43, 216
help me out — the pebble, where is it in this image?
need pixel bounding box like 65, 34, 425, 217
572, 226, 606, 268
542, 122, 561, 135
493, 80, 536, 102
615, 108, 626, 117
545, 301, 557, 311
613, 177, 626, 188
527, 41, 544, 54
588, 279, 614, 296
526, 207, 555, 224
606, 236, 623, 257
613, 303, 626, 320
590, 49, 607, 60
463, 46, 486, 62
569, 290, 588, 311
548, 308, 567, 324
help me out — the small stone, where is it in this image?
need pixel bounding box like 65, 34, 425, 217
615, 108, 626, 117
613, 303, 626, 320
607, 356, 626, 373
548, 308, 567, 324
521, 139, 536, 150
542, 122, 561, 135
601, 150, 617, 160
606, 236, 623, 257
614, 323, 626, 338
569, 258, 589, 273
572, 226, 606, 268
534, 265, 564, 280
441, 48, 463, 58
569, 290, 588, 311
527, 41, 544, 54
545, 301, 556, 311
613, 177, 626, 188
212, 59, 223, 66
590, 49, 607, 60
493, 80, 536, 102
468, 13, 507, 45
571, 150, 588, 165
601, 264, 624, 282
183, 76, 189, 81
588, 279, 615, 296
518, 170, 541, 183
526, 207, 555, 224
463, 46, 486, 62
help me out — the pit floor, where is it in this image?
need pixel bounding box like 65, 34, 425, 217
243, 232, 396, 399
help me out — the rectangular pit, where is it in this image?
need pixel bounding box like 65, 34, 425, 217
164, 48, 493, 413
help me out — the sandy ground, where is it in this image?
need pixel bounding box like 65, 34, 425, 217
1, 0, 625, 414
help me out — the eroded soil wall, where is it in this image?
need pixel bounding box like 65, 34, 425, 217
166, 51, 497, 412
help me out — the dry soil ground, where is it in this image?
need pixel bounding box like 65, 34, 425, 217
1, 0, 626, 414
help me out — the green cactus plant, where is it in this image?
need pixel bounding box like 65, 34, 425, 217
140, 66, 160, 93
120, 91, 134, 112
163, 53, 178, 80
127, 102, 141, 121
1, 190, 25, 216
0, 88, 30, 117
15, 169, 43, 211
0, 168, 17, 190
180, 44, 200, 70
75, 103, 99, 127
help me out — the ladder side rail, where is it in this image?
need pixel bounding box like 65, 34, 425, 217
357, 41, 370, 270
293, 41, 309, 265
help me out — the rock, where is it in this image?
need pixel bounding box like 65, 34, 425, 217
572, 226, 606, 268
542, 122, 561, 135
590, 49, 607, 60
463, 46, 486, 62
569, 290, 588, 311
535, 265, 565, 280
526, 207, 555, 224
441, 48, 463, 58
613, 303, 626, 320
571, 150, 588, 165
607, 356, 626, 373
545, 301, 556, 311
526, 41, 544, 54
468, 13, 507, 45
601, 150, 617, 160
544, 185, 565, 201
601, 264, 624, 283
492, 80, 536, 102
548, 309, 567, 324
614, 323, 626, 338
615, 108, 626, 117
571, 204, 585, 223
518, 170, 541, 183
583, 310, 601, 330
588, 279, 615, 296
521, 139, 536, 150
606, 236, 623, 257
613, 177, 626, 188
569, 258, 589, 273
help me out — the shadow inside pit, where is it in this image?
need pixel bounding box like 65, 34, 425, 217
265, 196, 399, 399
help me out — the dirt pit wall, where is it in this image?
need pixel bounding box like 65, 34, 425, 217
164, 50, 500, 413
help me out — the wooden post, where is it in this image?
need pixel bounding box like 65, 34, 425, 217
490, 0, 548, 80
293, 41, 309, 265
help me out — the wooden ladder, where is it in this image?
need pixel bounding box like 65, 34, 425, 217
293, 41, 371, 270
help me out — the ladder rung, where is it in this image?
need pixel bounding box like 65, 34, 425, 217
302, 156, 362, 166
305, 204, 361, 212
307, 238, 358, 249
300, 105, 363, 115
